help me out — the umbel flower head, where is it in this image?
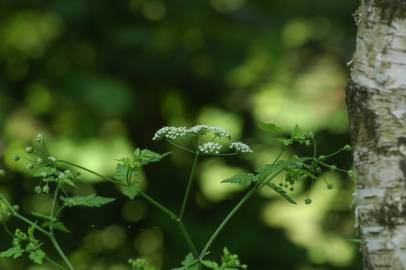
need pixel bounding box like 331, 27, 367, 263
198, 142, 223, 154
153, 124, 230, 141
229, 142, 253, 153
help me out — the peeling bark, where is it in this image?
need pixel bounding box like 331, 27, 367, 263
348, 0, 406, 269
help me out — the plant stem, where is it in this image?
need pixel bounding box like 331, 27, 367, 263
139, 191, 198, 257
176, 219, 198, 257
199, 187, 257, 260
179, 152, 199, 220
56, 160, 199, 257
48, 177, 75, 269
139, 192, 177, 220
49, 234, 75, 270
55, 160, 116, 183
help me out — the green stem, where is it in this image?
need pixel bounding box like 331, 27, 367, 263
139, 192, 177, 220
56, 160, 199, 257
139, 192, 198, 257
49, 234, 75, 270
176, 219, 198, 257
199, 187, 257, 259
179, 152, 199, 220
47, 179, 75, 269
55, 160, 115, 183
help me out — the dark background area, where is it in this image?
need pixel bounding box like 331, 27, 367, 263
0, 0, 361, 269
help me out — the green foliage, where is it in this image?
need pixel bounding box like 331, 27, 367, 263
172, 253, 199, 270
115, 148, 167, 199
61, 194, 116, 208
221, 172, 257, 186
0, 125, 351, 270
0, 227, 46, 264
201, 248, 247, 270
128, 258, 159, 270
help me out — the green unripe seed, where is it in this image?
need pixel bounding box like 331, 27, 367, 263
330, 165, 337, 171
25, 146, 33, 153
37, 157, 43, 164
327, 184, 334, 190
34, 186, 42, 194
36, 134, 43, 143
42, 185, 50, 193
27, 163, 34, 170
304, 198, 312, 205
0, 169, 5, 177
12, 154, 20, 161
344, 145, 352, 151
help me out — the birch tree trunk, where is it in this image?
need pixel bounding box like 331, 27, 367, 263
347, 0, 406, 269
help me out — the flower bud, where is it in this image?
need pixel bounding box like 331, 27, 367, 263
12, 154, 20, 161
36, 134, 43, 143
304, 198, 312, 205
0, 169, 5, 177
327, 184, 334, 190
25, 146, 33, 154
37, 157, 43, 164
27, 163, 34, 170
42, 185, 50, 194
34, 186, 42, 194
329, 165, 337, 171
344, 145, 352, 151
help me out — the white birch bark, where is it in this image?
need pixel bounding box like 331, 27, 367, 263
348, 0, 406, 269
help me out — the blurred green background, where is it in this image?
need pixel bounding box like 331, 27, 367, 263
0, 0, 360, 269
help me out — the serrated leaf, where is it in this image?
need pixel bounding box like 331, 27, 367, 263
171, 253, 199, 270
61, 194, 116, 208
122, 183, 140, 200
0, 245, 23, 259
42, 221, 70, 233
29, 249, 45, 264
32, 212, 56, 222
221, 172, 256, 186
267, 183, 297, 204
135, 148, 168, 165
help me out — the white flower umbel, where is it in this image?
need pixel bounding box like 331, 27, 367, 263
229, 142, 253, 153
153, 126, 189, 140
198, 142, 223, 154
153, 125, 230, 141
188, 125, 229, 138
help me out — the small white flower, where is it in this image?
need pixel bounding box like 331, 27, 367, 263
198, 142, 223, 154
152, 126, 189, 140
229, 142, 253, 153
153, 124, 230, 141
189, 125, 229, 138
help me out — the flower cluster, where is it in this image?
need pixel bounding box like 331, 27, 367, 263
198, 142, 223, 154
152, 126, 189, 140
188, 125, 229, 138
153, 125, 230, 141
229, 142, 253, 153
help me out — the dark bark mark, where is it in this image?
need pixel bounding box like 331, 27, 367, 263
345, 81, 379, 148
372, 0, 406, 21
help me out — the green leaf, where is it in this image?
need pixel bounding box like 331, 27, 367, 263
0, 245, 23, 259
259, 123, 282, 134
171, 253, 199, 270
32, 212, 57, 222
61, 194, 116, 208
28, 249, 45, 264
42, 221, 70, 233
134, 148, 168, 165
122, 182, 140, 200
267, 183, 297, 204
221, 172, 256, 186
128, 258, 159, 270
